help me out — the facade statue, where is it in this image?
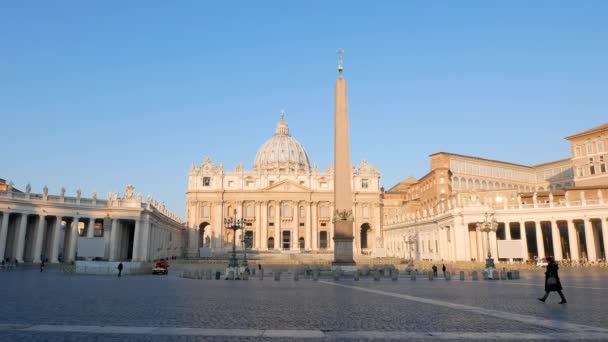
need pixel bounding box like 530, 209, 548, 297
43, 185, 48, 196
124, 184, 135, 200
107, 192, 112, 201
92, 191, 97, 200
532, 192, 538, 204
147, 194, 152, 203
313, 163, 318, 173
137, 193, 142, 202
234, 162, 243, 172
218, 162, 224, 172
549, 192, 554, 203
205, 236, 211, 247
7, 181, 14, 191
25, 183, 31, 194
76, 188, 82, 199
60, 187, 66, 197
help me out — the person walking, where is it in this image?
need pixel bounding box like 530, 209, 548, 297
117, 262, 123, 278
40, 260, 45, 272
442, 264, 446, 277
538, 256, 567, 304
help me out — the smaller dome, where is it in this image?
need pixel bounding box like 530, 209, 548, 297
253, 113, 311, 174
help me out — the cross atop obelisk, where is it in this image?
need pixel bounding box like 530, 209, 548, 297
332, 49, 356, 268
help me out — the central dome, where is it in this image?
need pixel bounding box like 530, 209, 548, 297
253, 114, 311, 173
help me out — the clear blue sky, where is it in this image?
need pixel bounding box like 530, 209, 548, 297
2, 1, 606, 218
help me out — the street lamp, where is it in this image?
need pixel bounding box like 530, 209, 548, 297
476, 212, 498, 278
224, 209, 246, 279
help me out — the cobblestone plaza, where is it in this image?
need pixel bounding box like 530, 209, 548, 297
1, 268, 607, 341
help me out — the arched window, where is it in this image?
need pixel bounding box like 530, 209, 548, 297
299, 206, 305, 217
269, 206, 275, 217
282, 203, 292, 217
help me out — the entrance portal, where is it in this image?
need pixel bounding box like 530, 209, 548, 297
282, 231, 291, 250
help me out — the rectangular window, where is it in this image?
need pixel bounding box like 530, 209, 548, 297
299, 207, 305, 217
320, 207, 328, 217
601, 164, 606, 173
590, 165, 595, 175
246, 181, 255, 187
362, 207, 369, 218
577, 168, 583, 177
203, 177, 210, 186
269, 222, 274, 227
269, 180, 275, 186
587, 144, 593, 154
228, 180, 234, 187
320, 182, 328, 189
202, 206, 209, 217
598, 141, 605, 152
246, 206, 254, 217
282, 205, 291, 217
600, 155, 604, 162
361, 179, 369, 189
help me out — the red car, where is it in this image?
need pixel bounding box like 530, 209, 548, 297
152, 259, 169, 275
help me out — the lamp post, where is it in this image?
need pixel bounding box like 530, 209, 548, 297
224, 209, 246, 279
476, 212, 498, 278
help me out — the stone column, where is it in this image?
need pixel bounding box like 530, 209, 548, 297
132, 219, 142, 261
67, 217, 80, 262
274, 201, 280, 250
602, 218, 608, 261
567, 220, 579, 261
311, 202, 318, 250
584, 218, 597, 261
535, 221, 545, 260
33, 215, 46, 263
14, 214, 28, 262
476, 228, 483, 261
50, 217, 62, 263
255, 202, 261, 249
140, 217, 151, 261
87, 218, 96, 238
292, 202, 300, 251
0, 212, 10, 262
261, 201, 268, 250
329, 203, 334, 249
520, 221, 528, 261
109, 219, 120, 261
551, 220, 563, 261
305, 202, 312, 250
504, 222, 512, 262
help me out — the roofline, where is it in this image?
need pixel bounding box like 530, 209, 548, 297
429, 152, 533, 169
565, 123, 608, 140
530, 158, 571, 168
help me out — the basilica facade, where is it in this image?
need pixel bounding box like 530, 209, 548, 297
185, 114, 382, 258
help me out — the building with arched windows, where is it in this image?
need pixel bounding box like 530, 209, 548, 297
383, 123, 608, 263
185, 114, 383, 259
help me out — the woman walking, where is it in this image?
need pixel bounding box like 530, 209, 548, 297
538, 256, 567, 304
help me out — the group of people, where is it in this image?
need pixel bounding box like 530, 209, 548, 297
431, 264, 447, 277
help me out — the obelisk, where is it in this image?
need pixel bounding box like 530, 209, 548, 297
332, 50, 356, 268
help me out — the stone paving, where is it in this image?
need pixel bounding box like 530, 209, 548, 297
0, 267, 607, 340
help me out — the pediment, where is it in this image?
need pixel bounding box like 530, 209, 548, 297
262, 179, 311, 192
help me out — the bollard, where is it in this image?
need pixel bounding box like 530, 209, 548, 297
313, 269, 319, 281
333, 269, 340, 281
500, 271, 507, 280
428, 272, 434, 281
391, 269, 399, 281
492, 270, 499, 280
384, 266, 391, 278
445, 271, 451, 281
206, 270, 212, 280
507, 271, 512, 280
472, 271, 478, 280
215, 271, 221, 280
514, 270, 520, 279
410, 272, 416, 281
354, 270, 360, 281
373, 270, 381, 281
294, 272, 299, 281
274, 271, 281, 282
242, 271, 249, 280
459, 271, 465, 281
259, 269, 264, 280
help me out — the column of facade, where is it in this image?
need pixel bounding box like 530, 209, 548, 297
584, 218, 597, 261
329, 203, 334, 249
504, 222, 512, 262
255, 202, 261, 250
567, 220, 579, 261
33, 215, 46, 263
476, 228, 483, 261
66, 217, 80, 262
520, 221, 528, 261
602, 218, 608, 261
50, 217, 62, 263
535, 221, 545, 260
274, 201, 280, 250
188, 200, 197, 253
550, 220, 563, 261
140, 216, 150, 261
109, 219, 120, 261
87, 218, 95, 238
14, 214, 28, 262
260, 201, 268, 250
292, 201, 300, 251
311, 202, 318, 250
132, 219, 142, 261
305, 202, 311, 250
0, 212, 10, 262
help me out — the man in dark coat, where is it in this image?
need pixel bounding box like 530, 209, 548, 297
538, 256, 567, 304
432, 265, 438, 277
117, 262, 123, 278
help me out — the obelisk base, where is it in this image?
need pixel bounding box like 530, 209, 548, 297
332, 237, 356, 268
